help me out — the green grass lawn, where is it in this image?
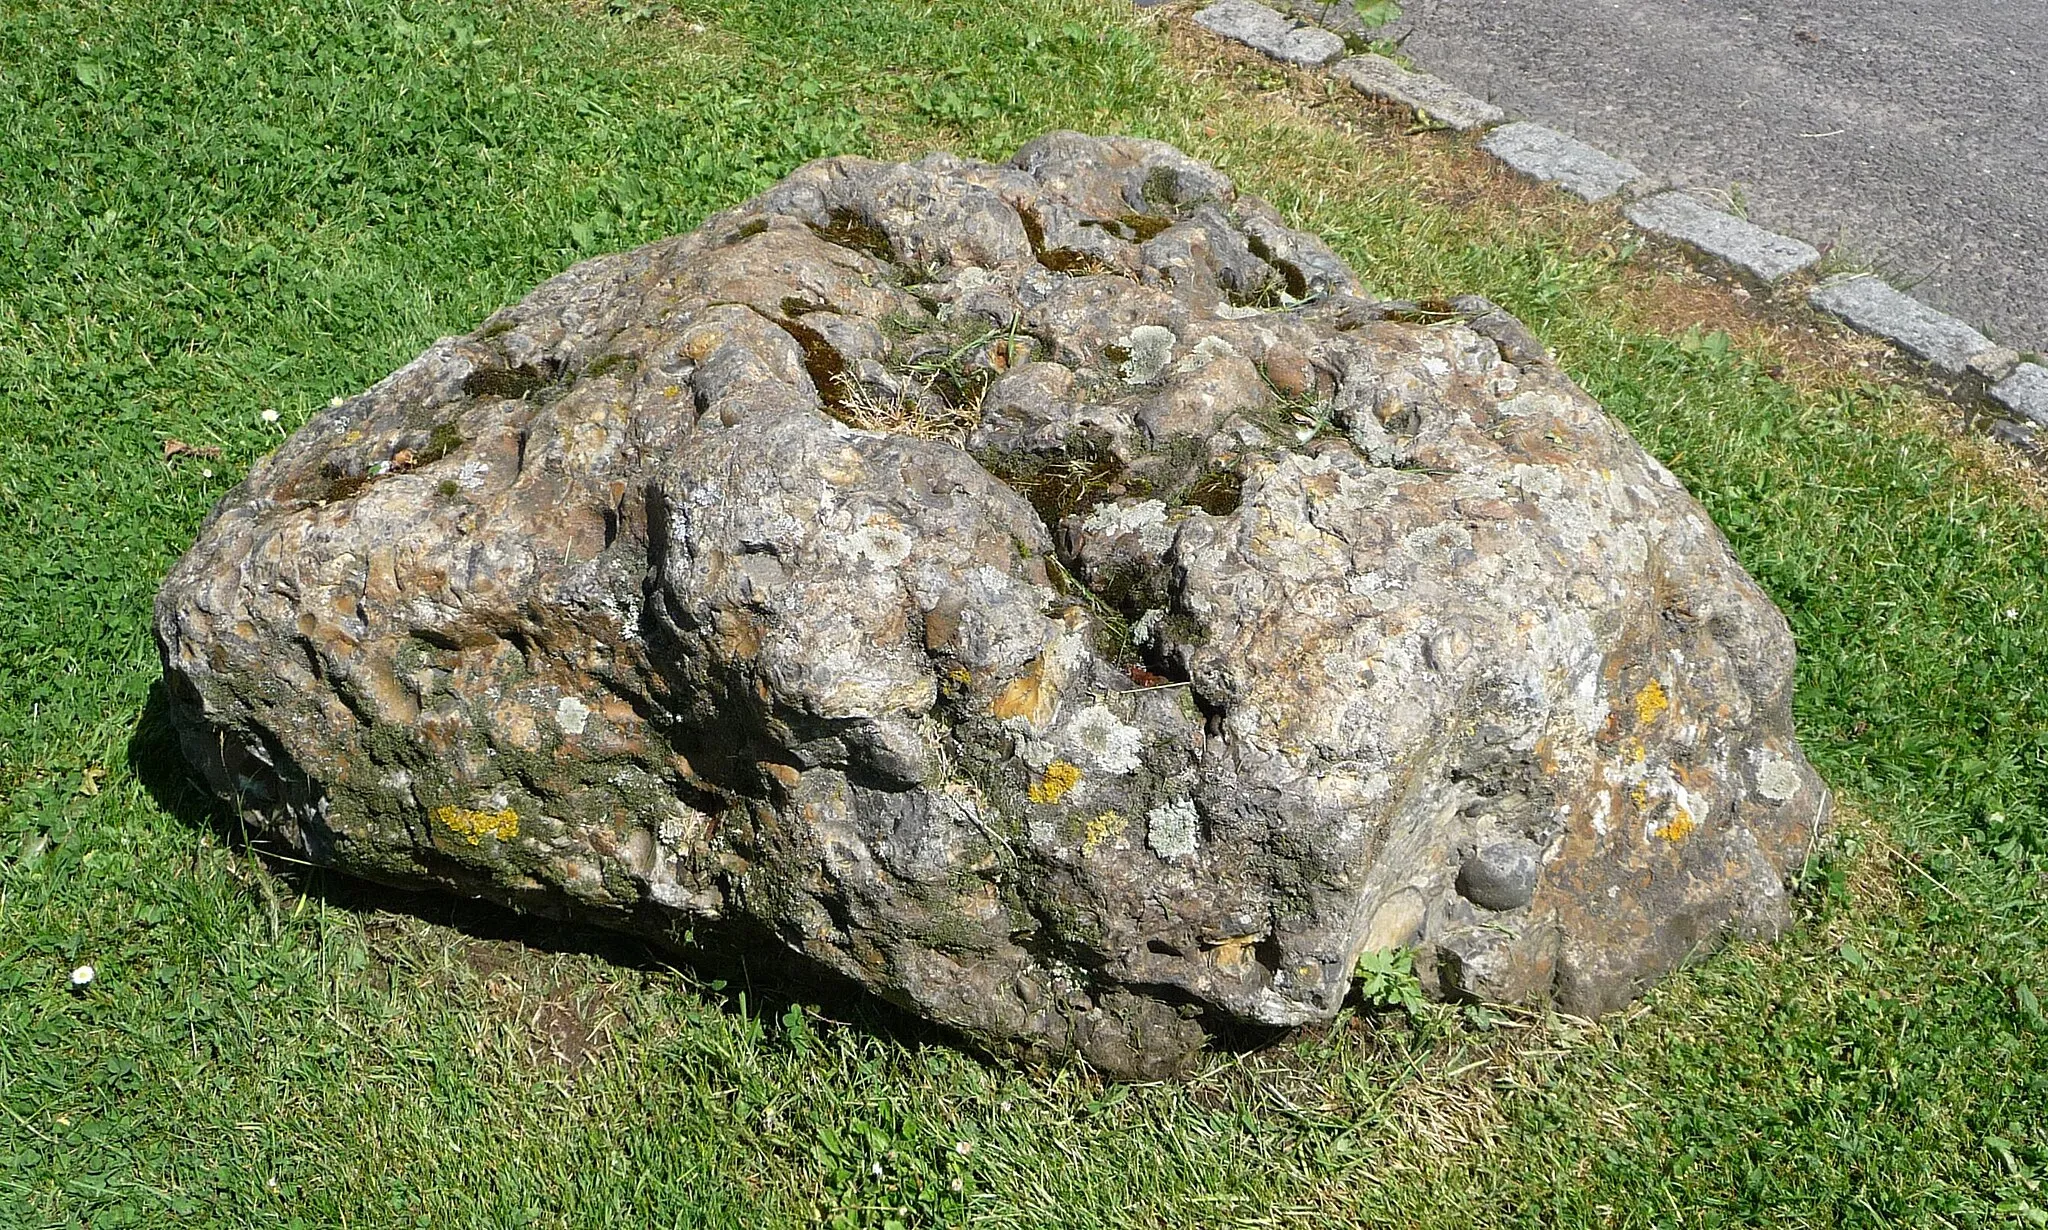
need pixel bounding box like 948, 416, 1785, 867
3, 0, 2046, 1224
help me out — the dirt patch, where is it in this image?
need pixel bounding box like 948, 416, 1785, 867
351, 906, 642, 1071
530, 993, 608, 1067
457, 937, 632, 1069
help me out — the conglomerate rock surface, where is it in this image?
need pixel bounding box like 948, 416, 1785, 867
156, 133, 1829, 1078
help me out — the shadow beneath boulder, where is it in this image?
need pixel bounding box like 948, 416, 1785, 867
124, 679, 961, 1063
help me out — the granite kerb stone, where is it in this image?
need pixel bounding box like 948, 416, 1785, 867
1809, 276, 2009, 378
1624, 192, 1819, 284
1991, 362, 2048, 429
1480, 122, 1642, 202
1332, 54, 1504, 132
1192, 0, 1344, 67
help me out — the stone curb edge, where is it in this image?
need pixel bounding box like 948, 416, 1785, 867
1149, 0, 2048, 450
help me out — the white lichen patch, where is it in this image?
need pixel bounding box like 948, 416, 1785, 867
1538, 496, 1599, 555
1523, 612, 1604, 732
1755, 751, 1805, 803
554, 695, 591, 735
1146, 798, 1199, 860
1402, 523, 1474, 555
1027, 814, 1059, 850
850, 520, 914, 568
1067, 703, 1143, 775
1121, 325, 1177, 384
943, 266, 1004, 295
1343, 571, 1403, 597
1507, 462, 1564, 499
1082, 499, 1176, 555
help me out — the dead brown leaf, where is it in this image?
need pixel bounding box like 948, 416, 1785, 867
162, 438, 222, 462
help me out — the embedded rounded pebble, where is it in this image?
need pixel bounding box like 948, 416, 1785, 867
1456, 840, 1542, 913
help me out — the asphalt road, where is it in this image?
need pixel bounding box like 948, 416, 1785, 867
1377, 0, 2048, 352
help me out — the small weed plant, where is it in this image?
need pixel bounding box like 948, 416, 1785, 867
1354, 947, 1427, 1016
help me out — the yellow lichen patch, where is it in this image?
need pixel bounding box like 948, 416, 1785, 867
682, 327, 725, 362
1083, 809, 1125, 852
435, 805, 519, 846
819, 447, 868, 487
1634, 678, 1670, 726
1028, 760, 1082, 805
1629, 783, 1650, 810
1206, 934, 1260, 971
992, 655, 1056, 727
1655, 809, 1698, 843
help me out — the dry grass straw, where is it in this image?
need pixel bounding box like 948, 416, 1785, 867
831, 371, 984, 441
